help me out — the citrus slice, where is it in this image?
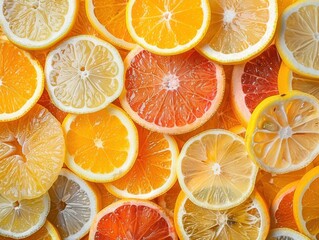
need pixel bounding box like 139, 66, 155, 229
278, 0, 298, 16
86, 0, 136, 50
0, 104, 65, 201
0, 38, 44, 122
246, 91, 319, 174
95, 184, 119, 209
62, 104, 138, 182
48, 168, 101, 240
293, 166, 319, 238
231, 45, 281, 127
278, 62, 319, 100
120, 48, 225, 135
276, 0, 319, 78
45, 35, 124, 114
267, 228, 310, 240
0, 193, 50, 239
89, 199, 177, 239
0, 0, 77, 50
177, 129, 258, 210
126, 0, 210, 55
174, 191, 270, 240
105, 124, 178, 199
196, 0, 278, 64
271, 181, 298, 230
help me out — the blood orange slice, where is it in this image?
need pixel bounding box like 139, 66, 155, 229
120, 47, 225, 135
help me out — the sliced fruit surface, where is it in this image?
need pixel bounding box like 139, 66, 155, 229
267, 228, 310, 240
95, 184, 119, 209
276, 0, 319, 78
197, 0, 278, 64
0, 0, 77, 50
174, 191, 270, 240
120, 48, 225, 135
0, 193, 50, 239
0, 38, 44, 122
156, 181, 181, 218
231, 45, 281, 127
45, 35, 124, 114
0, 104, 65, 201
177, 129, 258, 210
106, 124, 178, 199
246, 91, 319, 174
89, 199, 177, 239
48, 168, 101, 240
62, 104, 138, 182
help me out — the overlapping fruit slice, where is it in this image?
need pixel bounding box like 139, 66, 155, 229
268, 228, 310, 240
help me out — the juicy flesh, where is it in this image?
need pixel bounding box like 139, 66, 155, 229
292, 75, 319, 100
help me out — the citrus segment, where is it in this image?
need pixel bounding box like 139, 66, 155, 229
0, 38, 44, 122
177, 129, 258, 210
105, 124, 178, 199
126, 0, 211, 55
62, 104, 138, 182
45, 35, 124, 114
120, 48, 225, 135
48, 168, 101, 240
197, 0, 278, 63
0, 104, 65, 201
0, 0, 77, 50
267, 228, 310, 240
89, 199, 177, 239
174, 191, 270, 240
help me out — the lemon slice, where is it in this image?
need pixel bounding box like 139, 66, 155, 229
267, 228, 310, 240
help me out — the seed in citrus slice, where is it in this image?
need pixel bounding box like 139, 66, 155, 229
0, 0, 77, 50
48, 168, 101, 240
62, 104, 138, 182
271, 181, 298, 230
0, 38, 44, 122
45, 35, 124, 114
105, 123, 178, 199
276, 0, 319, 78
120, 48, 225, 135
89, 199, 177, 239
267, 228, 310, 240
246, 91, 319, 174
0, 104, 65, 201
0, 193, 50, 239
174, 191, 270, 240
177, 129, 258, 210
196, 0, 278, 64
231, 45, 281, 127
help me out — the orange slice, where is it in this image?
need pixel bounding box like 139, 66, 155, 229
126, 0, 210, 55
278, 0, 298, 16
174, 191, 270, 240
62, 104, 138, 182
95, 184, 119, 209
120, 48, 225, 135
86, 0, 136, 50
105, 124, 178, 199
268, 228, 310, 240
48, 168, 101, 240
0, 104, 65, 201
0, 38, 44, 122
231, 45, 281, 127
89, 199, 177, 239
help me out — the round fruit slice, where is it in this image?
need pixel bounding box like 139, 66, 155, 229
126, 0, 210, 55
62, 104, 138, 182
0, 104, 65, 201
95, 184, 119, 209
0, 193, 50, 239
267, 228, 310, 240
89, 199, 177, 239
271, 181, 298, 230
86, 0, 136, 50
120, 48, 225, 135
196, 0, 278, 64
231, 45, 281, 127
45, 35, 124, 114
0, 38, 44, 122
0, 0, 77, 50
48, 168, 101, 240
177, 129, 258, 210
246, 91, 319, 174
276, 0, 319, 78
278, 0, 297, 16
174, 191, 270, 240
105, 124, 178, 199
